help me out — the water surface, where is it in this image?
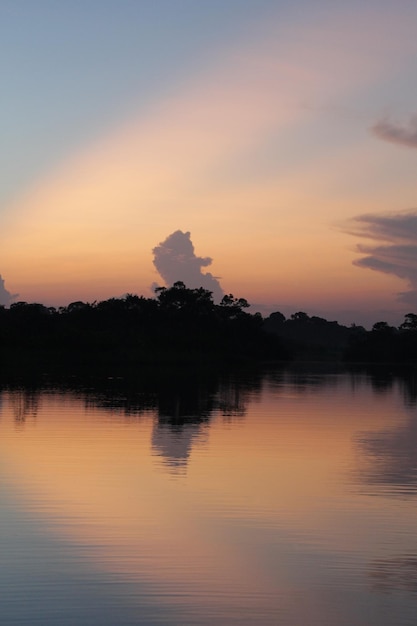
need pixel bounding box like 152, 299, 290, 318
1, 368, 417, 625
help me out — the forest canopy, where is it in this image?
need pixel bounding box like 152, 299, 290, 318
1, 282, 417, 375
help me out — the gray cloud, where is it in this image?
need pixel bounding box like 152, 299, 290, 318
372, 114, 417, 149
347, 211, 417, 307
348, 212, 417, 243
0, 274, 17, 306
152, 230, 223, 302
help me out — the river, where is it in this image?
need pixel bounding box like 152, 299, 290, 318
0, 366, 416, 625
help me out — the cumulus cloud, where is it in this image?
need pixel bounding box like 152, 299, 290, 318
372, 114, 417, 149
0, 274, 17, 306
152, 230, 223, 302
347, 211, 417, 306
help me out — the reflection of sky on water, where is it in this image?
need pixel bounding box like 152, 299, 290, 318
351, 371, 417, 497
369, 555, 417, 594
0, 489, 184, 626
2, 369, 417, 624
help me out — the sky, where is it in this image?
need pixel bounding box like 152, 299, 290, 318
1, 0, 417, 327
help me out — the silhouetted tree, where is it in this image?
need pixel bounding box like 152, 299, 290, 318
156, 281, 214, 316
400, 313, 417, 331
264, 310, 353, 360
0, 285, 287, 373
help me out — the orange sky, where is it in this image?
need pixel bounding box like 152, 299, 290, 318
2, 2, 417, 326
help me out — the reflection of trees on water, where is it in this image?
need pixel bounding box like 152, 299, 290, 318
369, 555, 417, 594
84, 389, 156, 419
10, 389, 40, 425
363, 370, 417, 404
83, 366, 417, 480
18, 365, 417, 484
215, 384, 246, 419
151, 378, 215, 474
46, 369, 264, 475
399, 376, 417, 407
215, 373, 263, 419
258, 365, 417, 498
151, 373, 263, 474
347, 366, 417, 406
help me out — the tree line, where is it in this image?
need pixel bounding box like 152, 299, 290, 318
264, 310, 417, 363
0, 282, 286, 374
1, 282, 417, 375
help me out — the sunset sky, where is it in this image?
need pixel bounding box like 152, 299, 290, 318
1, 0, 417, 326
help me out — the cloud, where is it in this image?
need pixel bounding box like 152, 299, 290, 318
0, 274, 17, 306
347, 211, 417, 306
152, 230, 223, 302
372, 114, 417, 149
2, 4, 417, 308
347, 212, 417, 243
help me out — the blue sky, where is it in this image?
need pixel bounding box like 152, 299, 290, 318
2, 1, 417, 327
1, 0, 283, 203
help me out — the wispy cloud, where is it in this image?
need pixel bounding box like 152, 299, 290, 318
347, 211, 417, 306
372, 115, 417, 149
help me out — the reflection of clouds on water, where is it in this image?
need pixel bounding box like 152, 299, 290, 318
151, 422, 209, 475
152, 387, 212, 475
369, 555, 417, 594
355, 410, 417, 496
151, 378, 255, 475
344, 370, 417, 496
149, 373, 266, 474
4, 370, 262, 475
